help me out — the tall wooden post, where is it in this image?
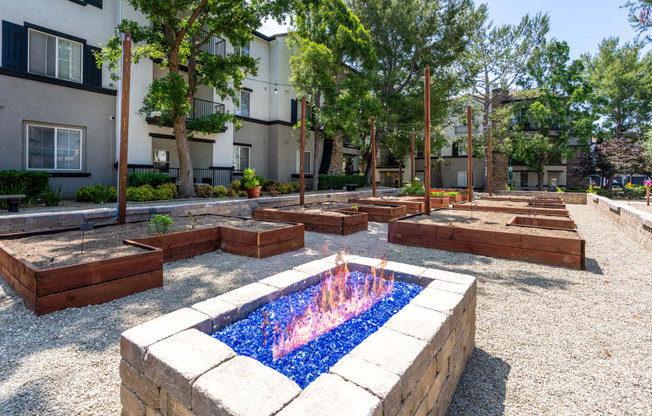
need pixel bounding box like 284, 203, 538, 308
117, 33, 131, 225
411, 130, 415, 181
300, 96, 306, 206
424, 68, 431, 215
371, 117, 376, 197
487, 125, 493, 196
466, 106, 473, 202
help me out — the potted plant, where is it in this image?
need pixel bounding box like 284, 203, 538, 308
242, 168, 262, 199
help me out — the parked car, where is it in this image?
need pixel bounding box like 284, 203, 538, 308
612, 179, 624, 188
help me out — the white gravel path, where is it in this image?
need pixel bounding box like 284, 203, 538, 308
0, 205, 651, 415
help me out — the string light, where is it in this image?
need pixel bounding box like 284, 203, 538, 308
274, 83, 278, 95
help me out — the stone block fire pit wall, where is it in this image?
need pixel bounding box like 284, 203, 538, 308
120, 256, 477, 416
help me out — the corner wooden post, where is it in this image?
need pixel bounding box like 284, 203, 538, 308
424, 68, 431, 215
300, 96, 306, 206
411, 130, 415, 181
118, 33, 131, 225
466, 105, 473, 202
647, 184, 650, 206
371, 117, 376, 197
487, 125, 493, 196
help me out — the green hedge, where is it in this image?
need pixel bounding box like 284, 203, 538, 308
317, 175, 366, 190
0, 170, 50, 203
127, 172, 174, 188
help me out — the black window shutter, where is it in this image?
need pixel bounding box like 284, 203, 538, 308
290, 99, 297, 125
2, 21, 28, 72
86, 0, 103, 8
83, 45, 102, 87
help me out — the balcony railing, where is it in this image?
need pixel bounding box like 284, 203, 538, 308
199, 33, 226, 57
189, 98, 225, 120
128, 166, 234, 187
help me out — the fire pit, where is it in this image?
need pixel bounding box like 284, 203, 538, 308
119, 255, 477, 416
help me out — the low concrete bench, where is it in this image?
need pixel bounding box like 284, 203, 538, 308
345, 184, 357, 191
0, 194, 26, 212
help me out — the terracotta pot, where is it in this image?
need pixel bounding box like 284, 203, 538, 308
246, 186, 262, 199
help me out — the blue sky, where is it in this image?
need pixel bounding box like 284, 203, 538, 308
259, 0, 646, 60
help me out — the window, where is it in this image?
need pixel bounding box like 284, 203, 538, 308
457, 171, 474, 187
233, 145, 250, 171
236, 91, 250, 117
234, 42, 250, 57
27, 125, 82, 170
153, 149, 170, 167
29, 30, 82, 82
296, 150, 312, 174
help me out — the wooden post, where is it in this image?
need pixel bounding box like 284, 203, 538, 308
487, 125, 493, 196
411, 130, 415, 181
117, 33, 131, 225
300, 96, 306, 206
647, 183, 650, 206
371, 117, 376, 197
466, 105, 473, 202
424, 68, 431, 215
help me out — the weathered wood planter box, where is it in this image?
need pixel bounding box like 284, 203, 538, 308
0, 241, 163, 316
453, 202, 569, 216
337, 204, 408, 223
126, 222, 304, 261
400, 195, 451, 208
253, 208, 368, 235
349, 197, 425, 214
482, 196, 563, 203
509, 216, 575, 230
388, 214, 585, 269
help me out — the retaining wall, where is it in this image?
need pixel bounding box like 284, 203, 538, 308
499, 190, 587, 205
588, 194, 652, 252
0, 189, 397, 234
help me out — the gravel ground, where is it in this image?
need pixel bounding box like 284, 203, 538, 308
1, 205, 651, 415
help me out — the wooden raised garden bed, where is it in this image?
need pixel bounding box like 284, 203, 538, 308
253, 206, 368, 235
509, 216, 575, 230
337, 203, 408, 223
0, 240, 162, 316
0, 216, 304, 315
388, 210, 585, 269
453, 201, 569, 216
349, 197, 425, 214
400, 195, 451, 207
482, 196, 563, 203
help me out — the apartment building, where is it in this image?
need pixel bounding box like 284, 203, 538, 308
0, 0, 358, 196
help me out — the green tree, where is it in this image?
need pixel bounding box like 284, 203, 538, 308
98, 0, 292, 197
346, 0, 483, 185
583, 37, 652, 141
510, 41, 595, 190
460, 7, 549, 190
289, 0, 375, 190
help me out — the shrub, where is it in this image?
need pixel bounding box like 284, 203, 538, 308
107, 186, 117, 202
194, 185, 213, 198
149, 214, 175, 235
89, 184, 111, 203
318, 174, 366, 190
596, 188, 614, 198
400, 178, 425, 195
157, 182, 178, 199
128, 172, 174, 188
623, 184, 646, 199
225, 188, 238, 198
228, 180, 242, 192
0, 170, 50, 204
75, 185, 93, 202
153, 186, 175, 200
43, 184, 63, 207
0, 181, 28, 210
212, 185, 227, 197
267, 184, 280, 197
238, 190, 248, 198
262, 179, 278, 191
586, 184, 597, 194
276, 182, 294, 194
126, 185, 156, 202
255, 174, 266, 186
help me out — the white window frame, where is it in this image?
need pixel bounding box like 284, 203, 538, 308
28, 29, 83, 83
234, 42, 250, 57
233, 145, 250, 171
26, 124, 83, 171
236, 90, 251, 117
457, 171, 475, 187
296, 150, 312, 174
152, 149, 170, 165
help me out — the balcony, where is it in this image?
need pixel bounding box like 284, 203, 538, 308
146, 98, 226, 131
127, 166, 233, 187
199, 33, 226, 57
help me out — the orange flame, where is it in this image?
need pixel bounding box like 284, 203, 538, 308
271, 252, 394, 360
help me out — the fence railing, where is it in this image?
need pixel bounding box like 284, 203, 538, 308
128, 166, 233, 187
189, 98, 225, 121
199, 33, 227, 57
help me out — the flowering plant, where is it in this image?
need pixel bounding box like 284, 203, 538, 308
645, 180, 652, 186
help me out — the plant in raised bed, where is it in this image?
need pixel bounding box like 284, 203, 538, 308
399, 178, 424, 195
149, 214, 175, 235
351, 205, 359, 212
242, 168, 262, 199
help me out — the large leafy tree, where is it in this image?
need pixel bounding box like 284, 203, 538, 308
346, 0, 483, 185
583, 37, 652, 141
510, 41, 595, 190
460, 6, 549, 189
99, 0, 292, 197
288, 0, 375, 190
597, 137, 651, 179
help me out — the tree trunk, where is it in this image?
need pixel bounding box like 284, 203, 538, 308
173, 115, 195, 198
365, 130, 383, 185
312, 127, 321, 191
537, 171, 544, 191
328, 133, 344, 175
